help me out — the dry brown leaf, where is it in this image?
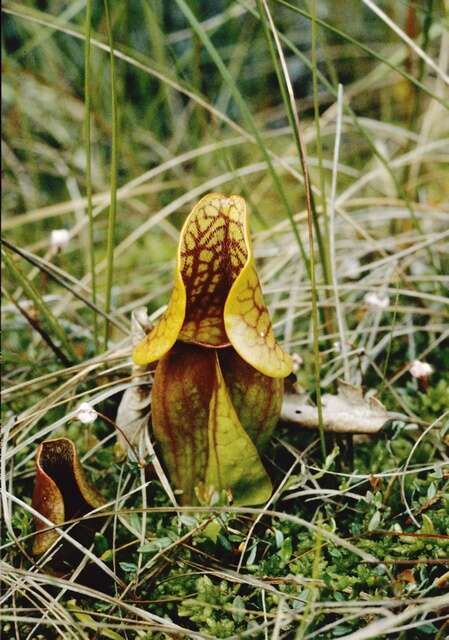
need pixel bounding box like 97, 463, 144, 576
281, 379, 389, 434
115, 385, 152, 452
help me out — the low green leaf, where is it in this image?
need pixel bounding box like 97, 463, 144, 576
119, 562, 137, 574
368, 511, 381, 531
203, 520, 221, 543
138, 537, 172, 554
231, 595, 245, 622
278, 537, 292, 564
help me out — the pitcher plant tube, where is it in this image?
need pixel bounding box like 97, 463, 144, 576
133, 193, 293, 505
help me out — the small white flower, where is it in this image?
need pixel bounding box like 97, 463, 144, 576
75, 402, 97, 424
291, 352, 303, 373
333, 341, 341, 353
364, 292, 390, 311
50, 229, 70, 250
409, 360, 433, 379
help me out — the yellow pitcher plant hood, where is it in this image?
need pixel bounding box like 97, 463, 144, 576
133, 193, 292, 378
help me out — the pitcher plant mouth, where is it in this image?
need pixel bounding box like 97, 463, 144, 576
32, 438, 105, 555
132, 193, 292, 379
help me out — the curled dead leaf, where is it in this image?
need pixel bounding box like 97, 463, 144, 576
130, 307, 153, 348
115, 384, 151, 453
281, 379, 389, 434
115, 308, 152, 453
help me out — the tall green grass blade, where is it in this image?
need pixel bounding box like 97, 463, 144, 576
311, 0, 330, 271
103, 0, 119, 349
328, 84, 350, 382
84, 0, 98, 351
